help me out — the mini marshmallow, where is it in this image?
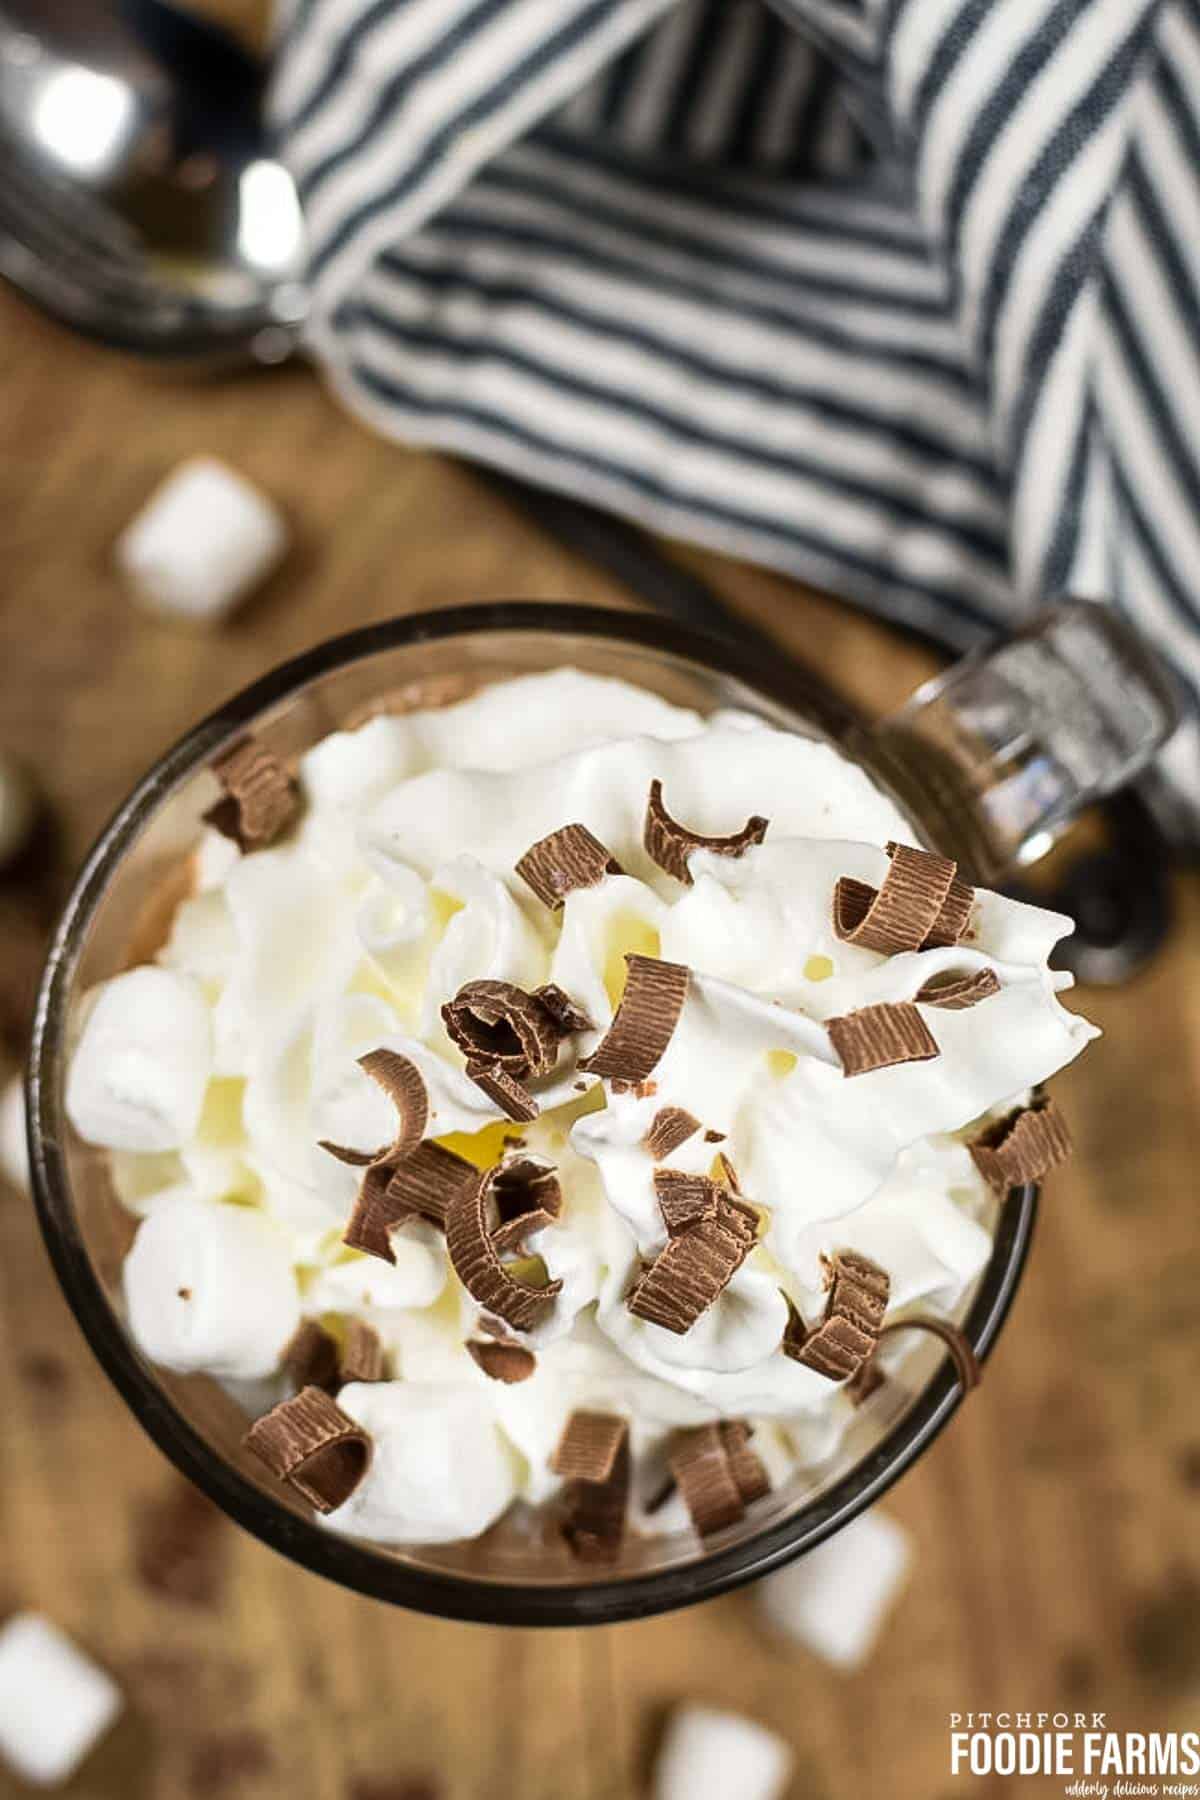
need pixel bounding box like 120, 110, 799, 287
0, 1613, 121, 1786
757, 1508, 912, 1669
124, 1193, 300, 1380
324, 1383, 517, 1545
654, 1705, 792, 1800
65, 967, 212, 1152
116, 456, 287, 624
0, 750, 36, 868
0, 1074, 28, 1192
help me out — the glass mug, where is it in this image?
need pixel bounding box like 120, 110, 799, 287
27, 600, 1177, 1626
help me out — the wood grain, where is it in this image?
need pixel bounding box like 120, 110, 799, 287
0, 31, 1198, 1794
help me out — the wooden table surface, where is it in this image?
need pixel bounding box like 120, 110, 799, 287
2, 53, 1200, 1796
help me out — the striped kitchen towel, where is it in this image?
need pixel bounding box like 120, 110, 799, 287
273, 0, 1200, 816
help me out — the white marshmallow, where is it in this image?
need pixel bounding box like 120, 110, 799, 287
654, 1705, 792, 1800
757, 1508, 912, 1669
65, 967, 212, 1152
0, 1074, 28, 1192
116, 456, 287, 624
0, 750, 36, 867
0, 1614, 121, 1786
123, 1193, 300, 1379
323, 1382, 517, 1544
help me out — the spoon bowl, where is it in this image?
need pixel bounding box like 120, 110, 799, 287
0, 0, 306, 362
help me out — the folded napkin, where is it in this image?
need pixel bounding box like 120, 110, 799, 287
272, 0, 1200, 815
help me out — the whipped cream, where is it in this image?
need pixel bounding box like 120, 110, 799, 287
67, 669, 1098, 1547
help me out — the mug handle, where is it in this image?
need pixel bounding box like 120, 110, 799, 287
865, 599, 1182, 885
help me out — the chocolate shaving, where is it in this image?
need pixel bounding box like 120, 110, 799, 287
643, 779, 768, 884
718, 1420, 771, 1506
578, 954, 689, 1082
827, 1001, 939, 1076
968, 1099, 1072, 1190
552, 1411, 628, 1484
446, 1166, 562, 1332
488, 1156, 562, 1255
644, 1107, 701, 1160
243, 1387, 370, 1514
916, 967, 1000, 1010
339, 1319, 386, 1385
343, 1142, 475, 1262
203, 738, 298, 853
343, 1155, 411, 1263
358, 1049, 429, 1153
318, 1140, 376, 1169
465, 1059, 539, 1122
533, 983, 593, 1035
704, 1128, 726, 1143
833, 843, 969, 956
515, 823, 623, 910
442, 980, 561, 1078
783, 1251, 891, 1383
878, 1315, 981, 1393
561, 1428, 630, 1565
280, 1320, 339, 1393
386, 1140, 478, 1228
925, 874, 974, 949
627, 1195, 755, 1334
653, 1168, 719, 1235
466, 1340, 537, 1383
669, 1425, 745, 1536
320, 1049, 430, 1167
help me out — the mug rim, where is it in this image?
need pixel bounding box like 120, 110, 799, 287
27, 600, 1036, 1627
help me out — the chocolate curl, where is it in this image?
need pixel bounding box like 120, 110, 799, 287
280, 1319, 339, 1392
358, 1049, 429, 1153
562, 1435, 631, 1565
339, 1319, 386, 1384
466, 1340, 537, 1383
465, 1060, 539, 1122
533, 983, 593, 1034
665, 1418, 770, 1533
653, 1168, 720, 1235
928, 881, 973, 947
243, 1387, 371, 1514
515, 823, 623, 910
442, 980, 561, 1078
578, 954, 690, 1083
783, 1251, 891, 1383
343, 1141, 476, 1263
968, 1099, 1072, 1190
627, 1195, 755, 1335
877, 1316, 981, 1394
320, 1048, 431, 1167
446, 1166, 563, 1332
915, 967, 1000, 1010
644, 1107, 702, 1160
827, 1002, 939, 1076
203, 737, 299, 852
552, 1410, 628, 1483
489, 1156, 563, 1256
643, 779, 769, 884
342, 1154, 411, 1263
833, 843, 972, 956
718, 1420, 771, 1505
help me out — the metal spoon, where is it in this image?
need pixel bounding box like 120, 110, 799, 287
0, 0, 307, 364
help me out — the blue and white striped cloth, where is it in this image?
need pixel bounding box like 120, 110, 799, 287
273, 0, 1200, 815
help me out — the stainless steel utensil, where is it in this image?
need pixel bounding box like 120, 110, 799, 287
0, 0, 306, 363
